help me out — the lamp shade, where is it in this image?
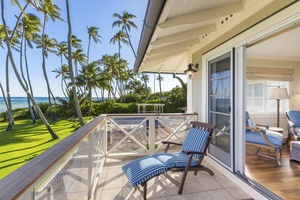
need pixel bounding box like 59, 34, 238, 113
269, 87, 289, 100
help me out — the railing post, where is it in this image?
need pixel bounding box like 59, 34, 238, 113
87, 132, 94, 198
148, 116, 156, 154
104, 118, 107, 156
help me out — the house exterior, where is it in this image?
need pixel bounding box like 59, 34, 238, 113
134, 0, 300, 199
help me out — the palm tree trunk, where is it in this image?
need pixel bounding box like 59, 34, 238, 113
153, 73, 156, 93
88, 88, 92, 116
87, 37, 91, 63
4, 2, 30, 130
6, 53, 13, 131
1, 0, 59, 139
65, 0, 84, 126
173, 74, 187, 98
159, 74, 162, 100
0, 81, 9, 121
125, 27, 137, 58
142, 73, 148, 99
20, 31, 36, 124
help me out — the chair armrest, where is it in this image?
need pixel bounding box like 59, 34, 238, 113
286, 114, 298, 138
182, 150, 205, 156
161, 141, 182, 146
246, 126, 264, 133
286, 117, 296, 127
256, 124, 269, 130
162, 141, 182, 153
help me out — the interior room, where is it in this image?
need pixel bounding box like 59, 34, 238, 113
245, 26, 300, 198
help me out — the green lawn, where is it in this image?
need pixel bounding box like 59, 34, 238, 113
0, 118, 88, 180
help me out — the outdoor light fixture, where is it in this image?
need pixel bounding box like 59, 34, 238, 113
184, 63, 198, 80
269, 86, 289, 127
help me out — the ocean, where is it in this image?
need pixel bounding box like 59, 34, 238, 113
0, 97, 104, 113
0, 97, 55, 113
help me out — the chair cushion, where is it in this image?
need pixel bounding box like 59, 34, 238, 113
287, 110, 300, 127
289, 127, 300, 137
246, 130, 282, 147
245, 111, 250, 126
121, 156, 166, 187
181, 128, 210, 159
153, 152, 198, 168
247, 118, 256, 128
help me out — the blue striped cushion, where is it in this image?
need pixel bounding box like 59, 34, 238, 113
121, 156, 166, 187
181, 128, 210, 159
153, 152, 198, 168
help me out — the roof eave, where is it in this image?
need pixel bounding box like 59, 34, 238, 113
133, 0, 166, 73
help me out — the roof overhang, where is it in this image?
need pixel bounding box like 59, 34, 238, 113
134, 0, 297, 74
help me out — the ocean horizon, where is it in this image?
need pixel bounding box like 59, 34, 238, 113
0, 97, 54, 113
0, 97, 103, 113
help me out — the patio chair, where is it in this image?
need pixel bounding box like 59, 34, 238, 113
122, 121, 215, 199
286, 110, 300, 142
245, 111, 283, 166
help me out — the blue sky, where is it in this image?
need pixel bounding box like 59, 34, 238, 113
0, 0, 186, 97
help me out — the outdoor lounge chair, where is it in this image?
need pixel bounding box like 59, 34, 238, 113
122, 121, 215, 199
245, 111, 283, 166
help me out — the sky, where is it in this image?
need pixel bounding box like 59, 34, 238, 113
0, 0, 186, 97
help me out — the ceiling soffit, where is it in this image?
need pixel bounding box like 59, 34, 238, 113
138, 0, 296, 74
141, 0, 246, 73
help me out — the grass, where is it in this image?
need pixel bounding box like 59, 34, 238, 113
0, 117, 92, 180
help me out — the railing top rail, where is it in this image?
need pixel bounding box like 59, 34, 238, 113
0, 116, 105, 200
104, 113, 198, 117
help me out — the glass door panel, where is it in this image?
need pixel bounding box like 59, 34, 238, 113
208, 52, 232, 167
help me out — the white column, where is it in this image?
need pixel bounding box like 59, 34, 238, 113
187, 78, 193, 113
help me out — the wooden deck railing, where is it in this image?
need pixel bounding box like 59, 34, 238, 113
0, 113, 197, 200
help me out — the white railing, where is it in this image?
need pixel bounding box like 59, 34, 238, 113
0, 113, 197, 200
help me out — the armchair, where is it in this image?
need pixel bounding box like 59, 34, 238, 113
286, 110, 300, 141
245, 111, 283, 166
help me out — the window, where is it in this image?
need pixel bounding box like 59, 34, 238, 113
246, 80, 289, 113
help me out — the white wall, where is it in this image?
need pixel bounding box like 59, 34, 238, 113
291, 65, 300, 110
191, 64, 203, 121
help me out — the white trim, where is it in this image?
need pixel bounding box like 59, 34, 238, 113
234, 46, 246, 174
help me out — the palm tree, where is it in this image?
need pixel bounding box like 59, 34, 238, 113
140, 73, 150, 97
87, 26, 101, 62
112, 11, 137, 58
110, 30, 128, 59
19, 13, 41, 125
72, 48, 86, 77
57, 41, 68, 65
77, 60, 107, 115
156, 73, 164, 100
110, 31, 128, 96
38, 0, 62, 121
52, 64, 70, 100
36, 34, 58, 120
1, 0, 59, 139
65, 0, 84, 126
112, 11, 152, 99
0, 24, 17, 131
100, 53, 125, 98
71, 34, 82, 50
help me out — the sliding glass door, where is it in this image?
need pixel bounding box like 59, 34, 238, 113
208, 52, 233, 168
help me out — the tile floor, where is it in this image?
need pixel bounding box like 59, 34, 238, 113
94, 157, 254, 200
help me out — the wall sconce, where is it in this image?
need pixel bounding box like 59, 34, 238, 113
184, 63, 198, 80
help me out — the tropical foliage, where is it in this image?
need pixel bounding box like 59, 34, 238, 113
0, 2, 187, 139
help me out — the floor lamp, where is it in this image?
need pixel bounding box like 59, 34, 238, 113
269, 86, 289, 127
